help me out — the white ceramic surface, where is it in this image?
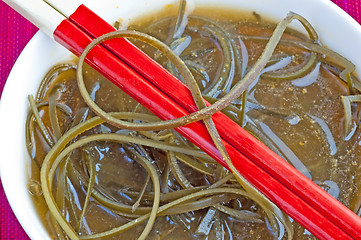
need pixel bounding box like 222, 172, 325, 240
1, 0, 361, 239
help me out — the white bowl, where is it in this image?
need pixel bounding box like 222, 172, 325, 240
1, 0, 361, 239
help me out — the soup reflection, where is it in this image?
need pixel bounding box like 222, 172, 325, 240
26, 2, 361, 240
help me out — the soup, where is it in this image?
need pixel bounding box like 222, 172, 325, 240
26, 1, 361, 239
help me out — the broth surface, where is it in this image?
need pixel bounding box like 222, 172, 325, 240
27, 4, 361, 240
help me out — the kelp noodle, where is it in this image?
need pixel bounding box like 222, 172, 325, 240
26, 3, 361, 240
75, 13, 318, 131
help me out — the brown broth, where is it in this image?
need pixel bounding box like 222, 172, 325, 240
27, 5, 361, 240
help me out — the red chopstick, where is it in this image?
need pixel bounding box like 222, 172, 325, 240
69, 5, 361, 239
54, 18, 352, 240
53, 5, 361, 240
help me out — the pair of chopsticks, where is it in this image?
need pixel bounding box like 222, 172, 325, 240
4, 0, 361, 239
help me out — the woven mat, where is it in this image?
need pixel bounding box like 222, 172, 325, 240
0, 0, 360, 239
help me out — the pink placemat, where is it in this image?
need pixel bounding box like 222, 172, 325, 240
1, 0, 361, 239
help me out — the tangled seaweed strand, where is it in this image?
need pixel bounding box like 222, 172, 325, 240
28, 7, 361, 240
